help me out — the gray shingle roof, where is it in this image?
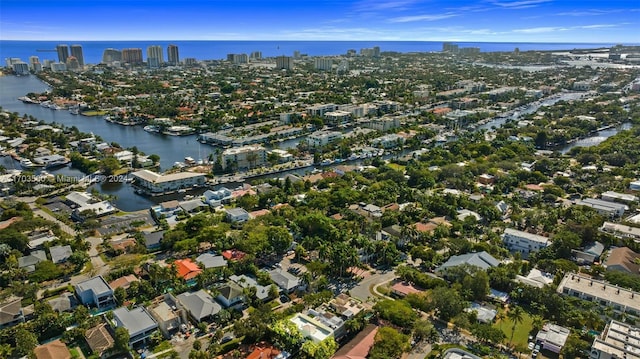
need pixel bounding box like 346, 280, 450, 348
437, 251, 500, 271
176, 290, 221, 322
50, 245, 72, 264
195, 253, 227, 269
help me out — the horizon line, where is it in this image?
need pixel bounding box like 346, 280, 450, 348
1, 39, 637, 45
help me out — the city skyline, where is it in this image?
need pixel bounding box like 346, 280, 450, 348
1, 0, 638, 43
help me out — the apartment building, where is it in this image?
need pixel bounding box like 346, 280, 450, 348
221, 145, 267, 171
502, 228, 551, 257
131, 169, 206, 194
590, 320, 640, 359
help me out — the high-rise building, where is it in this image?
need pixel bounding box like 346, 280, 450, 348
50, 62, 67, 72
314, 58, 333, 71
275, 56, 293, 70
373, 46, 381, 58
293, 51, 301, 59
29, 56, 41, 72
250, 51, 262, 60
227, 54, 248, 64
70, 45, 84, 67
102, 48, 122, 64
442, 42, 459, 53
147, 45, 164, 67
56, 44, 69, 63
184, 58, 197, 66
167, 44, 179, 65
122, 48, 143, 64
12, 62, 30, 75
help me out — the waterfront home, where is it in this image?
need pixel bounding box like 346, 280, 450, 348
203, 187, 233, 207
131, 169, 206, 195
112, 306, 158, 346
66, 191, 116, 221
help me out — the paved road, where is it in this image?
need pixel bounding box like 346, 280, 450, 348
31, 206, 77, 236
349, 270, 396, 303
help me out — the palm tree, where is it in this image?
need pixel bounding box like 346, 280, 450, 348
507, 306, 525, 346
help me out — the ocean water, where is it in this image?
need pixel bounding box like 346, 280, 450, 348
0, 40, 627, 65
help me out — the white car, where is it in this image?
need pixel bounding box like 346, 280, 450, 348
528, 342, 535, 351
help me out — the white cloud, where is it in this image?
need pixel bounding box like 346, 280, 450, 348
388, 13, 458, 23
490, 0, 551, 9
512, 26, 567, 33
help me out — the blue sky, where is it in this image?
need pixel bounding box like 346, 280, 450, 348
1, 0, 638, 42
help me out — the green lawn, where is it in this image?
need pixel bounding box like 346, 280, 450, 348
493, 308, 534, 349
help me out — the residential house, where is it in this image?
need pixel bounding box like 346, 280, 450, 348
149, 296, 183, 338
225, 207, 250, 223
49, 245, 73, 264
174, 259, 202, 282
143, 230, 164, 250
222, 249, 247, 261
203, 187, 233, 207
604, 247, 640, 276
515, 269, 554, 288
216, 281, 246, 308
502, 228, 550, 257
34, 339, 71, 359
332, 324, 378, 359
329, 294, 364, 319
590, 320, 640, 359
269, 269, 301, 293
391, 281, 424, 297
109, 274, 140, 291
536, 323, 571, 354
85, 323, 115, 358
437, 251, 500, 273
229, 274, 271, 302
27, 230, 57, 249
467, 302, 497, 324
0, 296, 25, 329
196, 253, 228, 269
48, 292, 78, 313
18, 250, 47, 272
290, 313, 335, 343
75, 276, 114, 309
247, 345, 283, 359
572, 242, 605, 264
112, 306, 158, 346
601, 191, 638, 203
175, 290, 222, 323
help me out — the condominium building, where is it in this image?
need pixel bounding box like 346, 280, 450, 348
167, 44, 179, 65
221, 145, 267, 170
147, 45, 164, 67
502, 228, 551, 257
314, 58, 333, 71
56, 44, 69, 63
308, 130, 342, 147
70, 44, 84, 67
556, 273, 639, 318
590, 320, 640, 359
122, 48, 143, 64
12, 62, 29, 75
102, 48, 122, 64
29, 56, 41, 72
131, 169, 206, 194
276, 55, 293, 70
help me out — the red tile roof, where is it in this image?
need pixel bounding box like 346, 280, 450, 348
246, 345, 281, 359
332, 324, 379, 359
174, 259, 202, 280
222, 250, 247, 261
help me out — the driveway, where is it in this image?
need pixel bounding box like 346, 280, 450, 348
349, 269, 396, 303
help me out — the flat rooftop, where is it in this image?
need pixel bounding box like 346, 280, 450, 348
132, 169, 205, 184
557, 273, 640, 312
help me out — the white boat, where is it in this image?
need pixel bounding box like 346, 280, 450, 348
39, 101, 51, 108
143, 125, 160, 133
19, 159, 42, 169
69, 107, 79, 115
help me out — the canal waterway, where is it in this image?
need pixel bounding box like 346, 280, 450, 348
1, 75, 633, 211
